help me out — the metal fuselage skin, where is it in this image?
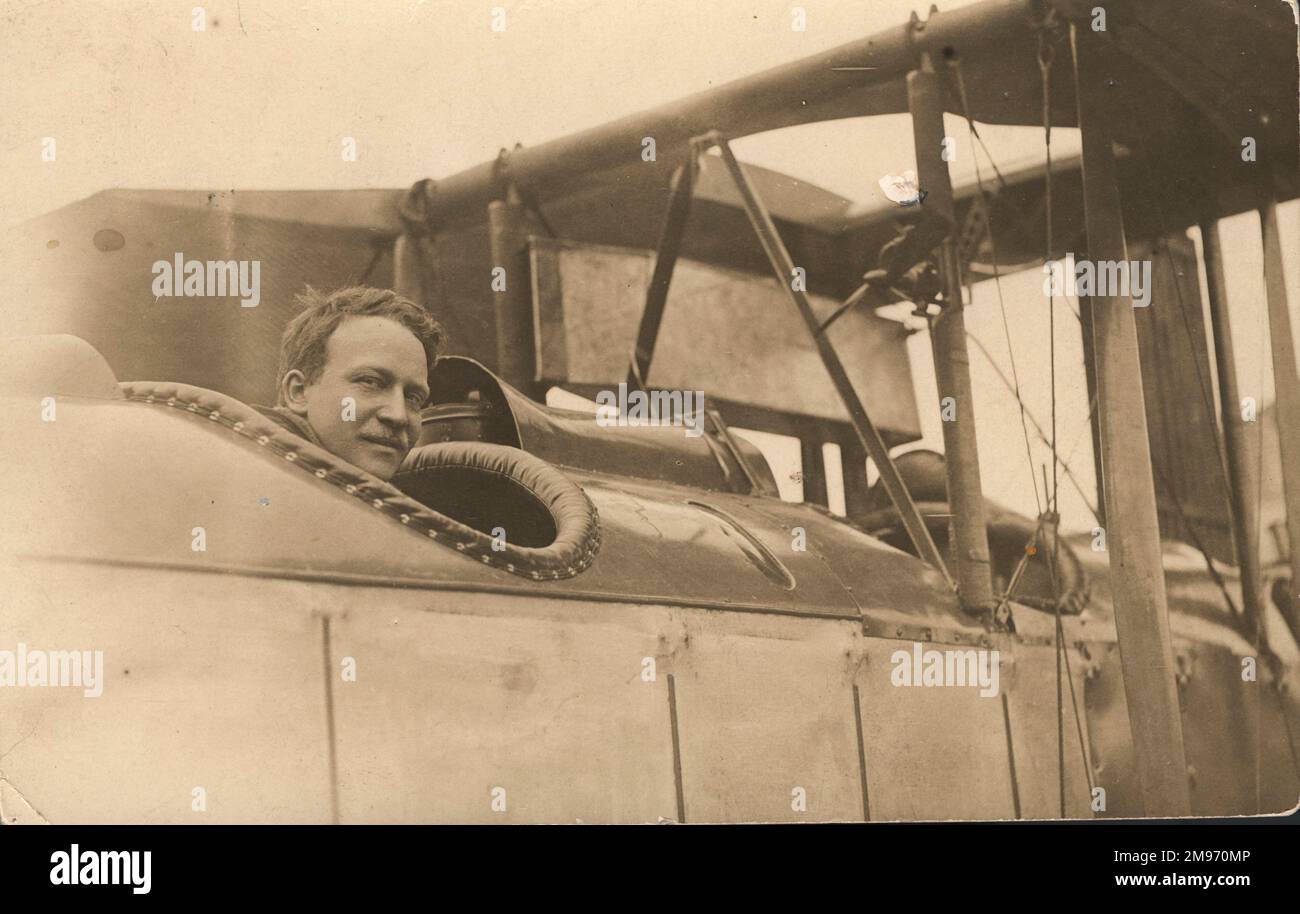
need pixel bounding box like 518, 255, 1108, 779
2, 383, 1297, 824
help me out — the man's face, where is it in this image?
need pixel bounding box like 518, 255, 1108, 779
287, 315, 429, 480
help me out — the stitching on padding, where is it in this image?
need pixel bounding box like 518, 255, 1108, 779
120, 381, 601, 580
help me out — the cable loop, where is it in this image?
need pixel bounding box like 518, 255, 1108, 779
1037, 28, 1056, 72
399, 178, 440, 237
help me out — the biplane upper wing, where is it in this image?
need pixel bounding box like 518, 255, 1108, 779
410, 0, 1297, 246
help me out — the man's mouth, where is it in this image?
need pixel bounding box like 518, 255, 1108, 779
359, 433, 406, 452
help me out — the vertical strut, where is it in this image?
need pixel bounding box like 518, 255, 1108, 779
488, 185, 540, 396
1201, 220, 1269, 644
841, 441, 875, 517
1077, 290, 1107, 528
1260, 200, 1300, 637
800, 437, 829, 507
1071, 24, 1190, 817
909, 56, 995, 613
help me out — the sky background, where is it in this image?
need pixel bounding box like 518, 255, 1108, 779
3, 0, 1297, 533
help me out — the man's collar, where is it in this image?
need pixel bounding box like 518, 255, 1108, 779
251, 404, 325, 448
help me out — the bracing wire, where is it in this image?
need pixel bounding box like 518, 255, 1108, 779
966, 330, 1101, 523
1252, 206, 1278, 811
1040, 32, 1061, 521
957, 35, 1095, 813
953, 58, 1043, 518
1038, 23, 1072, 819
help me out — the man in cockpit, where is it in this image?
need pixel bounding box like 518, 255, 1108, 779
254, 286, 444, 482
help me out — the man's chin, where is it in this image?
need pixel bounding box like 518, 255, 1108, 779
363, 457, 402, 481
346, 446, 404, 481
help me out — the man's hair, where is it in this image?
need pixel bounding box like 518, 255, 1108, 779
276, 286, 445, 404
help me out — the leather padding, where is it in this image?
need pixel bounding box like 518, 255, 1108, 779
119, 380, 600, 580
394, 442, 601, 570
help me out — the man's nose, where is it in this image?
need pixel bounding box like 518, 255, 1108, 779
375, 390, 408, 428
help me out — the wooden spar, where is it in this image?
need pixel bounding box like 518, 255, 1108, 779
1260, 200, 1300, 622
487, 186, 539, 395
909, 58, 995, 612
626, 159, 697, 392
1070, 25, 1190, 816
1200, 220, 1266, 643
711, 136, 955, 586
418, 1, 1031, 227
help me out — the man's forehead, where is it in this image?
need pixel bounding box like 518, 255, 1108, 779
325, 316, 428, 383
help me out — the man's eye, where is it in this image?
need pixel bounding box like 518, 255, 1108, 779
356, 376, 382, 389
407, 393, 426, 408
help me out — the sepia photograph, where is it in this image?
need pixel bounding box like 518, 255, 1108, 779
1, 0, 1298, 874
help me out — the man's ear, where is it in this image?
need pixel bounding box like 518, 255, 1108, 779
279, 369, 310, 417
